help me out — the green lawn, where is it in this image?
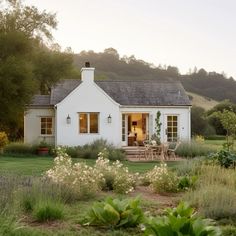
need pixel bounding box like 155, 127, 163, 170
204, 138, 236, 151
0, 155, 181, 175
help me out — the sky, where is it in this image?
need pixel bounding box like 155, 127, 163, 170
25, 0, 236, 78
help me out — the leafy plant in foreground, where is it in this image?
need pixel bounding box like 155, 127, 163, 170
209, 149, 236, 168
85, 197, 144, 228
143, 202, 221, 236
178, 175, 197, 190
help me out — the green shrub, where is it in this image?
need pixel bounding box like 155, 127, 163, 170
95, 154, 137, 194
176, 141, 214, 158
146, 163, 179, 193
85, 197, 144, 228
0, 175, 34, 213
178, 175, 197, 191
33, 200, 64, 222
45, 148, 103, 200
185, 165, 236, 220
4, 143, 35, 155
173, 158, 202, 176
143, 202, 221, 236
65, 139, 125, 160
209, 149, 236, 168
186, 185, 236, 220
4, 142, 53, 156
0, 214, 40, 236
222, 226, 236, 236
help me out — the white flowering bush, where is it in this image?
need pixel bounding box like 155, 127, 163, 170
95, 150, 138, 194
146, 163, 179, 193
45, 147, 104, 199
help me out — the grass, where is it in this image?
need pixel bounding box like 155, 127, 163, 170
186, 91, 218, 110
33, 200, 64, 222
184, 165, 236, 220
0, 155, 181, 175
0, 153, 232, 235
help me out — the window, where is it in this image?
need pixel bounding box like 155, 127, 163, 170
41, 117, 53, 135
79, 113, 99, 134
167, 115, 178, 142
79, 113, 88, 133
122, 114, 126, 141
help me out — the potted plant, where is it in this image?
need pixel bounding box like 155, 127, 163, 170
0, 131, 8, 154
37, 139, 49, 156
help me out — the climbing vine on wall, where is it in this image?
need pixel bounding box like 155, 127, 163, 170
152, 111, 162, 144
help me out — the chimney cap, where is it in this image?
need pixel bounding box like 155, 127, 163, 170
85, 62, 90, 67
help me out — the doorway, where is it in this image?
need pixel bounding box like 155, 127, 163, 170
122, 113, 149, 146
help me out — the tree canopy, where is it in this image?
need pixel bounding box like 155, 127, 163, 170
0, 0, 77, 139
74, 49, 236, 103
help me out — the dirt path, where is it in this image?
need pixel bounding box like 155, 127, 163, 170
129, 185, 182, 208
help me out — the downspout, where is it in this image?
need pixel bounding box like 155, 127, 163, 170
188, 106, 191, 142
54, 105, 57, 147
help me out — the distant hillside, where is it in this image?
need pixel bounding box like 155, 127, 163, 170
187, 92, 218, 110
73, 48, 236, 103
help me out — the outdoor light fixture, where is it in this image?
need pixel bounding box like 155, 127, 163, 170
107, 114, 112, 123
66, 114, 71, 124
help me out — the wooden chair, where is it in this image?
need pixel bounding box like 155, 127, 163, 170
161, 142, 169, 160
134, 141, 146, 160
167, 141, 181, 160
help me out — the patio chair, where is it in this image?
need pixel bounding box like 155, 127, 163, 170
162, 142, 169, 160
134, 141, 146, 160
142, 140, 153, 160
167, 141, 181, 160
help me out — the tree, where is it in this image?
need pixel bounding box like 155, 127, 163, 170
207, 100, 236, 135
191, 106, 207, 136
0, 0, 57, 40
191, 106, 215, 136
34, 48, 76, 94
216, 110, 236, 151
0, 0, 77, 139
0, 31, 37, 137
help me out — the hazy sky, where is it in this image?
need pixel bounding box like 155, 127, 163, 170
25, 0, 236, 78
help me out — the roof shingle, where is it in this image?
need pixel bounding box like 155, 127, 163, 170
30, 79, 191, 107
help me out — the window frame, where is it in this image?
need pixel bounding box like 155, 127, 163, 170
166, 115, 178, 142
78, 112, 99, 134
40, 117, 53, 136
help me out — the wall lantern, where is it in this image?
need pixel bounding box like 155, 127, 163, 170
107, 114, 112, 123
66, 114, 71, 124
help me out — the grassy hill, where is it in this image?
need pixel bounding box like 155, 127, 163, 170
187, 92, 218, 110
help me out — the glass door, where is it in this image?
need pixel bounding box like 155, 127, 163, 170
121, 114, 128, 146
165, 115, 178, 142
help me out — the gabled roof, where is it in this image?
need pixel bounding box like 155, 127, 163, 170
30, 95, 51, 106
96, 80, 191, 106
50, 80, 81, 105
30, 79, 191, 107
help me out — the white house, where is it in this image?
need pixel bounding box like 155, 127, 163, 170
24, 63, 191, 147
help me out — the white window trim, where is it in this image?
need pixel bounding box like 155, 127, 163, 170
78, 112, 100, 134
40, 116, 54, 136
166, 115, 179, 142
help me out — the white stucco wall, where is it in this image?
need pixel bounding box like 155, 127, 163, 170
24, 108, 55, 144
56, 73, 121, 146
120, 106, 191, 144
24, 67, 191, 147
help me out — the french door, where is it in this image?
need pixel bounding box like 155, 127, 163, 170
165, 115, 179, 142
121, 114, 128, 146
